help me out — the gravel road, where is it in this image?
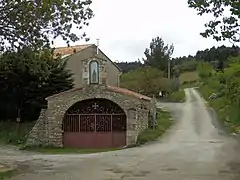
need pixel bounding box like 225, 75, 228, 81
1, 88, 240, 180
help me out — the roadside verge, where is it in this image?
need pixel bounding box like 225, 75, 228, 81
136, 109, 173, 145
0, 163, 16, 180
196, 87, 240, 138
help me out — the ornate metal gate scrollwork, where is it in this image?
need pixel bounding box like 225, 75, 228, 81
62, 98, 127, 148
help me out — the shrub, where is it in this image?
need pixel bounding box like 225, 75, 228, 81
198, 56, 240, 133
0, 121, 34, 145
120, 66, 180, 97
169, 90, 185, 102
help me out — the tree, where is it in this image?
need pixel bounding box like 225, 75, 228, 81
194, 45, 240, 69
188, 0, 240, 43
0, 47, 73, 121
0, 0, 93, 50
120, 66, 179, 97
143, 37, 174, 74
116, 61, 143, 73
175, 59, 198, 73
196, 61, 214, 79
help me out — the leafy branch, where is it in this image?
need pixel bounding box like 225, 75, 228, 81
188, 0, 240, 43
0, 0, 94, 51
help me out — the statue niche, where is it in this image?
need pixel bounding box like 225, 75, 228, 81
89, 61, 99, 84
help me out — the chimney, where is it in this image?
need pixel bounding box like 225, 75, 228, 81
96, 38, 100, 54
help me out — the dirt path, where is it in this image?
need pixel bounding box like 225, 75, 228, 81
1, 88, 240, 180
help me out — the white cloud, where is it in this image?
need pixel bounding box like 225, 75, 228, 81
54, 0, 236, 62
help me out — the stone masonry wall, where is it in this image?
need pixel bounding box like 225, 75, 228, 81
127, 105, 149, 143
26, 109, 47, 146
27, 85, 151, 147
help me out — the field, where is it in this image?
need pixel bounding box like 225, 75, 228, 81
179, 71, 199, 84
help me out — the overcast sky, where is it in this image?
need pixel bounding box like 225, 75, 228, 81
54, 0, 234, 62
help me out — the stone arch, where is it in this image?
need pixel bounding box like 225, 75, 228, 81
62, 98, 127, 148
51, 91, 129, 127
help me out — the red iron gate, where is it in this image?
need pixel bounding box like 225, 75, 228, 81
62, 99, 127, 148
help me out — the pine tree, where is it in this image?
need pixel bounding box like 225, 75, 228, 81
0, 47, 73, 121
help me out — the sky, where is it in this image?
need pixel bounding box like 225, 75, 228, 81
54, 0, 234, 62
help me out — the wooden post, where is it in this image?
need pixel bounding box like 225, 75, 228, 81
16, 108, 21, 135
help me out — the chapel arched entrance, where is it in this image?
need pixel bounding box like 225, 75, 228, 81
62, 98, 127, 148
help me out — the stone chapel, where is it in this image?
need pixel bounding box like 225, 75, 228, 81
27, 44, 156, 148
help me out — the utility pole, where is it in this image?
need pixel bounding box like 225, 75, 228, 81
168, 58, 171, 79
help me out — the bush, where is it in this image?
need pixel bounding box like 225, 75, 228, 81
197, 62, 214, 78
197, 57, 240, 134
180, 60, 198, 72
0, 169, 17, 180
120, 66, 180, 97
168, 90, 185, 102
0, 121, 34, 145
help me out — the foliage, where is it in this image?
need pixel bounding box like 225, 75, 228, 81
179, 71, 199, 84
0, 48, 73, 121
181, 80, 200, 89
118, 45, 238, 81
116, 61, 143, 73
172, 55, 194, 66
172, 45, 239, 72
188, 0, 240, 42
195, 45, 239, 71
0, 169, 17, 180
197, 56, 240, 133
136, 109, 172, 145
0, 121, 34, 145
223, 62, 240, 106
180, 60, 198, 72
0, 0, 93, 50
143, 37, 174, 75
120, 66, 179, 97
196, 61, 214, 78
165, 90, 186, 102
174, 60, 198, 73
199, 84, 240, 133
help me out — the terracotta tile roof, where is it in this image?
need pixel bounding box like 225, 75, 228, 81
53, 44, 93, 58
107, 86, 151, 101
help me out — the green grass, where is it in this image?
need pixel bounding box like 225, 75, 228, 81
180, 71, 199, 84
159, 89, 186, 103
179, 71, 200, 89
168, 90, 186, 102
181, 81, 201, 89
20, 146, 121, 154
198, 85, 240, 134
0, 121, 35, 145
136, 109, 173, 145
0, 170, 17, 180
